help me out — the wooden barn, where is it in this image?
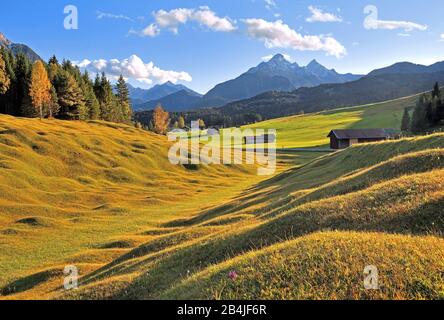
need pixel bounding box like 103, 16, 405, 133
327, 129, 397, 150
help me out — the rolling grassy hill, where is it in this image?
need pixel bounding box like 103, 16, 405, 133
0, 115, 264, 295
1, 93, 444, 300
244, 94, 417, 149
47, 133, 444, 300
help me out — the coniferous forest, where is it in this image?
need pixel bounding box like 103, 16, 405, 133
0, 48, 132, 123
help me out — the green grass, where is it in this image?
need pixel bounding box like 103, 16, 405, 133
0, 115, 266, 296
244, 94, 417, 148
166, 231, 444, 300
1, 93, 444, 300
55, 132, 444, 301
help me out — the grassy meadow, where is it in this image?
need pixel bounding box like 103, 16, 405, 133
0, 115, 265, 296
1, 92, 444, 300
244, 94, 418, 148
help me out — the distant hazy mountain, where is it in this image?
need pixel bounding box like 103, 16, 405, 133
134, 89, 203, 112
0, 32, 42, 62
132, 54, 362, 111
368, 61, 444, 77
128, 81, 201, 108
218, 70, 444, 120
197, 54, 363, 108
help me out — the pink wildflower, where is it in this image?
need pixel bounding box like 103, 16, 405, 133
229, 271, 238, 281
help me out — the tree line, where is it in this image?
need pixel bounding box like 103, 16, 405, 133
134, 107, 259, 131
401, 82, 444, 133
134, 105, 208, 135
0, 48, 132, 123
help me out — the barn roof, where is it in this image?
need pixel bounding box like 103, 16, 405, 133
327, 129, 396, 139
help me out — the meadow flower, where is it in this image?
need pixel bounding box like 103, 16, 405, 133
229, 271, 238, 280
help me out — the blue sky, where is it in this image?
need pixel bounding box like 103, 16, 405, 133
1, 0, 444, 93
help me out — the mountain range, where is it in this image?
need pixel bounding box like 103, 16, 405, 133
215, 61, 444, 121
132, 54, 363, 112
129, 81, 202, 108
3, 31, 444, 125
0, 32, 41, 62
132, 58, 444, 128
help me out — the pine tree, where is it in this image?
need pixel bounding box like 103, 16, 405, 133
14, 53, 33, 117
54, 70, 86, 120
0, 53, 11, 95
148, 120, 154, 132
152, 104, 170, 134
115, 75, 132, 123
401, 108, 411, 132
47, 55, 60, 83
95, 73, 116, 121
29, 61, 52, 119
80, 71, 100, 120
48, 86, 60, 118
411, 94, 428, 133
432, 82, 440, 99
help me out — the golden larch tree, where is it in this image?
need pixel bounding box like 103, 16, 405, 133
29, 60, 51, 119
0, 54, 10, 94
153, 104, 170, 135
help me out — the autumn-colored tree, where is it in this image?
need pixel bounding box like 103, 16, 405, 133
0, 54, 11, 95
153, 104, 170, 134
198, 118, 206, 129
29, 60, 51, 119
178, 115, 185, 129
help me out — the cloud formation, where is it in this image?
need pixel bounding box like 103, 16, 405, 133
139, 6, 237, 37
97, 11, 133, 22
306, 6, 342, 23
243, 18, 347, 58
363, 5, 427, 32
264, 0, 277, 10
74, 55, 192, 85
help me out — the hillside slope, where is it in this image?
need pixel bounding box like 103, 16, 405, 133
11, 132, 442, 300
0, 115, 262, 293
244, 94, 417, 148
219, 71, 444, 120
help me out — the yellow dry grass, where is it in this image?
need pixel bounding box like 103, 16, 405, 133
0, 114, 265, 297
1, 108, 444, 300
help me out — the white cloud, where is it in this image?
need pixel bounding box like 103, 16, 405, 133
440, 34, 444, 41
306, 6, 342, 23
264, 0, 277, 10
142, 24, 161, 37
74, 55, 192, 85
243, 18, 347, 58
137, 6, 237, 37
397, 33, 411, 37
97, 11, 133, 22
363, 5, 427, 32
